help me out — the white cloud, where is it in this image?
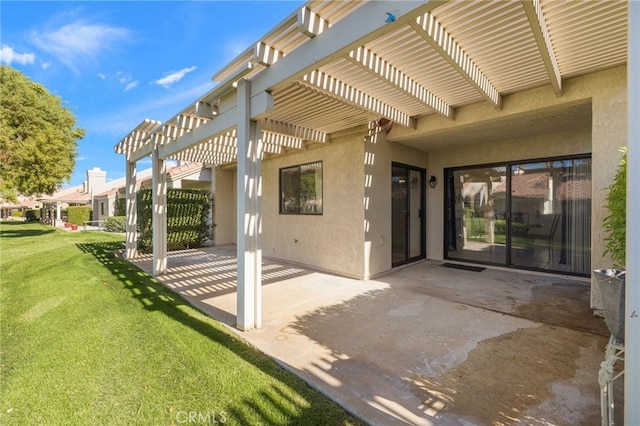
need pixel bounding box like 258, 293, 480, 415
124, 81, 138, 92
97, 71, 138, 91
29, 21, 129, 73
41, 61, 52, 70
0, 45, 35, 65
153, 66, 196, 88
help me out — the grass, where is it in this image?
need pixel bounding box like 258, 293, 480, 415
0, 222, 362, 425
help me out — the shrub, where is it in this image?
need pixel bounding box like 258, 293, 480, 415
24, 209, 41, 221
11, 211, 22, 218
603, 149, 626, 269
104, 216, 126, 233
114, 197, 126, 216
137, 188, 212, 252
67, 206, 92, 225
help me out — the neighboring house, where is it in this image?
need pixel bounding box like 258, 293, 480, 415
39, 164, 211, 225
92, 162, 212, 222
113, 1, 631, 331
0, 196, 41, 219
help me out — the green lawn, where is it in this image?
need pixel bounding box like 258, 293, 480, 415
0, 222, 362, 425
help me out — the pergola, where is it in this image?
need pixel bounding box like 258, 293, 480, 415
114, 1, 638, 420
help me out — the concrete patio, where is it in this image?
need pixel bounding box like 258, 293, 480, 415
131, 246, 620, 425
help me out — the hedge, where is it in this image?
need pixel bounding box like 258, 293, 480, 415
11, 211, 22, 217
25, 209, 41, 221
104, 216, 126, 233
137, 188, 212, 252
114, 197, 126, 216
67, 206, 92, 225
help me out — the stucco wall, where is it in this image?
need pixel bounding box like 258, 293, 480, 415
364, 130, 429, 278
261, 132, 366, 278
213, 168, 236, 245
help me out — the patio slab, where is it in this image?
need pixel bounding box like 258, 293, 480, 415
131, 247, 619, 425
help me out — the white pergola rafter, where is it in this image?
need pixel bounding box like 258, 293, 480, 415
261, 132, 306, 150
177, 114, 210, 131
410, 12, 502, 109
194, 100, 219, 119
299, 70, 417, 129
255, 42, 284, 66
254, 1, 445, 93
347, 46, 454, 118
260, 118, 328, 144
522, 0, 562, 95
114, 119, 161, 155
298, 6, 330, 38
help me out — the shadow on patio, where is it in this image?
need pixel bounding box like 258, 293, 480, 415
129, 245, 313, 326
120, 246, 621, 425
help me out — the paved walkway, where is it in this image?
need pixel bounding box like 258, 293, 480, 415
131, 246, 617, 425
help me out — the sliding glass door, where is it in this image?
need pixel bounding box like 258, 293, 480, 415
445, 156, 591, 275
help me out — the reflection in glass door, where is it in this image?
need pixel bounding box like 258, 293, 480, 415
445, 166, 508, 265
445, 157, 591, 275
392, 164, 425, 266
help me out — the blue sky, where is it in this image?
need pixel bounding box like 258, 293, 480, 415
1, 1, 302, 187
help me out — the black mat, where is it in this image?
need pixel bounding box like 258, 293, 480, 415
441, 262, 486, 272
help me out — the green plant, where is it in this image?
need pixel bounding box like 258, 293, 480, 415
24, 209, 40, 221
11, 211, 22, 218
104, 216, 126, 233
137, 188, 212, 252
0, 222, 361, 425
603, 148, 626, 269
67, 206, 92, 225
114, 197, 126, 216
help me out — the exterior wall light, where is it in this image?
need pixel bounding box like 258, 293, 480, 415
428, 175, 437, 189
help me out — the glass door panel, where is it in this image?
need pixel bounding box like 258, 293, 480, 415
392, 165, 408, 265
446, 166, 507, 265
408, 169, 423, 258
510, 159, 591, 274
392, 164, 425, 266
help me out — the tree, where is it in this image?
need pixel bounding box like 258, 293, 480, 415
0, 66, 85, 201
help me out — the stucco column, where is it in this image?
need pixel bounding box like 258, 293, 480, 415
626, 2, 639, 422
236, 78, 263, 331
125, 159, 137, 259
152, 148, 167, 276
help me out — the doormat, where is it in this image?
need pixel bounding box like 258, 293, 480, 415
441, 263, 486, 272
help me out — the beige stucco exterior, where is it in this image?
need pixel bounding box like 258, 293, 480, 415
212, 66, 627, 308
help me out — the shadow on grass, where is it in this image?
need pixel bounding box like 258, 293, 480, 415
76, 241, 360, 426
0, 221, 56, 238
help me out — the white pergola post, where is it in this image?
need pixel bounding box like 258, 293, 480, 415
626, 2, 639, 423
210, 165, 216, 245
236, 78, 263, 331
152, 148, 167, 276
56, 202, 61, 225
125, 159, 138, 259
